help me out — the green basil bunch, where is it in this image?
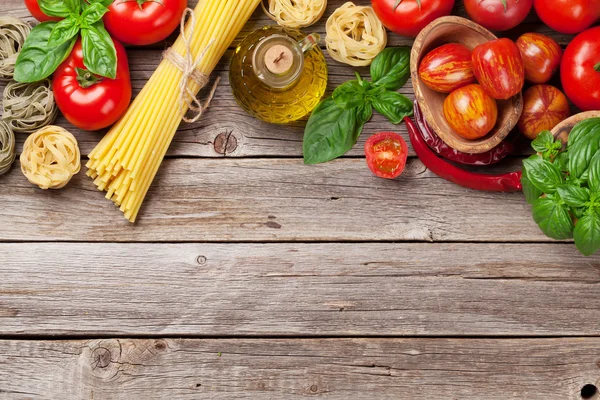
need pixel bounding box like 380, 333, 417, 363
522, 118, 600, 256
14, 0, 116, 83
303, 47, 413, 165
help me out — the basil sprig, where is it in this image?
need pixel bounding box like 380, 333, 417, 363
303, 47, 413, 165
14, 0, 116, 83
522, 118, 600, 256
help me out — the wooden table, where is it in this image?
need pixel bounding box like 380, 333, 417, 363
2, 1, 600, 399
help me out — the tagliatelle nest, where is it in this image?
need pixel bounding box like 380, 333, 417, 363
20, 126, 81, 190
0, 17, 31, 82
3, 79, 58, 133
0, 119, 15, 176
263, 0, 328, 28
325, 2, 387, 67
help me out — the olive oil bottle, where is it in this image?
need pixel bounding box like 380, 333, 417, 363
230, 26, 328, 124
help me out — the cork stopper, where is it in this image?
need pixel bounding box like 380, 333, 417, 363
264, 44, 294, 75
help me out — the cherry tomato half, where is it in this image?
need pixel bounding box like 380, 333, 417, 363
371, 0, 455, 38
464, 0, 533, 32
443, 84, 498, 140
364, 132, 409, 179
104, 0, 188, 46
418, 43, 476, 93
472, 38, 525, 100
24, 0, 61, 22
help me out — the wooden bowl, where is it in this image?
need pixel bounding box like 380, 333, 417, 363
551, 111, 600, 145
411, 16, 523, 154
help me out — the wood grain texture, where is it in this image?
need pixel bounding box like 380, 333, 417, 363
0, 157, 554, 242
1, 242, 600, 336
1, 338, 599, 399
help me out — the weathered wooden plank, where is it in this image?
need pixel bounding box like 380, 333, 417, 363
0, 338, 598, 399
0, 157, 553, 242
1, 0, 567, 158
2, 242, 599, 336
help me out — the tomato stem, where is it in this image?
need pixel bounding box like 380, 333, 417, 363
118, 0, 165, 9
393, 0, 421, 11
500, 0, 508, 12
595, 62, 600, 72
76, 68, 103, 89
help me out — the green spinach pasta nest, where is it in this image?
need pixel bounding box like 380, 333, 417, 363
0, 119, 15, 176
3, 79, 58, 133
0, 17, 31, 82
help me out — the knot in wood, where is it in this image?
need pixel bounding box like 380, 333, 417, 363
213, 131, 238, 155
310, 385, 318, 393
92, 347, 112, 369
154, 339, 167, 351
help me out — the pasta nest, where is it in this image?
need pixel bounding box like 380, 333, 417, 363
0, 119, 15, 176
20, 126, 81, 190
0, 17, 31, 82
325, 2, 387, 67
264, 0, 328, 28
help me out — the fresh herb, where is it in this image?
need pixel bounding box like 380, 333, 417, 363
303, 47, 413, 164
14, 0, 116, 83
523, 118, 600, 256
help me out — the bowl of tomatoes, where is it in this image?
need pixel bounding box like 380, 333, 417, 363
410, 16, 523, 154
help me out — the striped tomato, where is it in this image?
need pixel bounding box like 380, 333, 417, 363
472, 38, 525, 100
517, 85, 570, 140
516, 33, 562, 84
443, 84, 498, 140
418, 43, 476, 93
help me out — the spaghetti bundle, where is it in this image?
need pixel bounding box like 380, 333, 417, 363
325, 2, 387, 67
20, 126, 81, 189
87, 0, 260, 222
264, 0, 327, 28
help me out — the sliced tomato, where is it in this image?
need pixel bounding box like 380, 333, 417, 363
364, 132, 408, 179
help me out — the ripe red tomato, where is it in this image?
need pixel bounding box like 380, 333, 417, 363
464, 0, 533, 31
418, 43, 475, 93
364, 132, 409, 179
443, 84, 498, 140
534, 0, 600, 34
517, 85, 570, 140
471, 38, 525, 100
24, 0, 61, 22
371, 0, 455, 38
53, 39, 132, 131
104, 0, 188, 46
516, 33, 562, 84
561, 26, 600, 111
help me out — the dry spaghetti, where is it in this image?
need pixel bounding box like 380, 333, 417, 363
21, 125, 81, 189
263, 0, 327, 28
87, 0, 261, 222
0, 17, 30, 82
0, 119, 15, 176
325, 2, 387, 67
3, 80, 57, 133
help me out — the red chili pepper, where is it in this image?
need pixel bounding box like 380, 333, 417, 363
414, 101, 514, 166
404, 116, 523, 192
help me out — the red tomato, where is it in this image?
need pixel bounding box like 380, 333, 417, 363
464, 0, 533, 31
443, 84, 498, 140
517, 85, 570, 140
471, 38, 525, 100
104, 0, 188, 46
371, 0, 455, 38
53, 39, 132, 131
561, 26, 600, 111
516, 33, 562, 84
364, 132, 409, 179
534, 0, 600, 34
418, 43, 476, 93
24, 0, 61, 22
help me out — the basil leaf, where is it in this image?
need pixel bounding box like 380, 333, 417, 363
522, 155, 563, 193
531, 131, 555, 153
568, 117, 600, 147
38, 0, 73, 17
90, 0, 113, 6
532, 197, 574, 240
586, 151, 600, 192
303, 98, 362, 165
357, 102, 373, 125
81, 22, 117, 79
81, 2, 109, 25
47, 17, 80, 48
372, 91, 413, 124
333, 81, 367, 110
556, 185, 590, 208
574, 212, 600, 256
568, 137, 600, 179
521, 166, 543, 204
554, 152, 568, 172
370, 47, 411, 91
65, 0, 82, 13
14, 22, 77, 83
